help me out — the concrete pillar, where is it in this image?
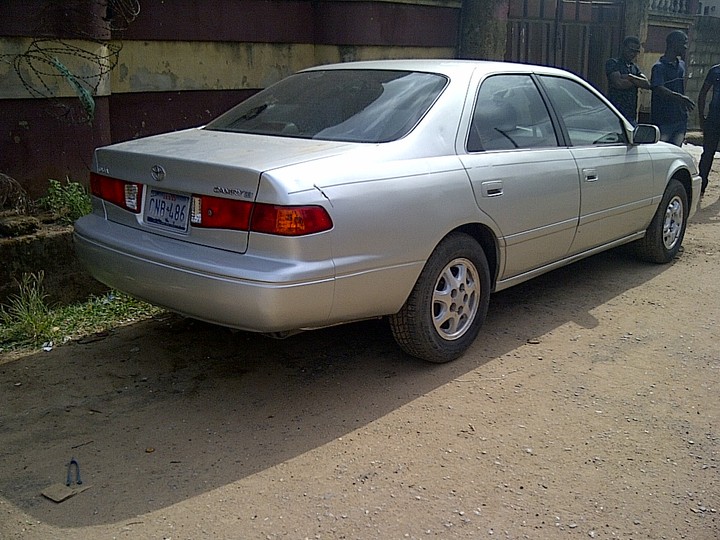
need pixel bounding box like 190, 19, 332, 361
624, 0, 651, 45
459, 0, 510, 60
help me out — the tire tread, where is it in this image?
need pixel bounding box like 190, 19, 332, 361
635, 179, 688, 264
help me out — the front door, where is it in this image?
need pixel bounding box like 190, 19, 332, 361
537, 74, 656, 253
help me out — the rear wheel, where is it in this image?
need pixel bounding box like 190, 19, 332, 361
635, 179, 688, 263
390, 233, 491, 363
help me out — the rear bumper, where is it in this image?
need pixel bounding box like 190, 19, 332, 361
73, 215, 335, 332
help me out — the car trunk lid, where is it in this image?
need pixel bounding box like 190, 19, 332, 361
92, 128, 353, 253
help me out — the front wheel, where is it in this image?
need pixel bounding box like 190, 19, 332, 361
390, 233, 491, 363
634, 178, 688, 263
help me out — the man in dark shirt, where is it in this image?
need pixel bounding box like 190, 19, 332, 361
698, 64, 720, 196
605, 36, 650, 125
650, 30, 695, 146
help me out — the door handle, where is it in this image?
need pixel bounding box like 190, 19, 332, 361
583, 168, 598, 182
481, 180, 503, 197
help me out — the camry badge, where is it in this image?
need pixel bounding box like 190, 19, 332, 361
151, 165, 166, 182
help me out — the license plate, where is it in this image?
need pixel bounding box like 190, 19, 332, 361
146, 189, 190, 232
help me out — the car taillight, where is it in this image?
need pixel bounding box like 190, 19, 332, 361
90, 172, 142, 213
191, 195, 332, 236
251, 203, 333, 236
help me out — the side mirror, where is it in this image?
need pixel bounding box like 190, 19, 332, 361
632, 124, 660, 145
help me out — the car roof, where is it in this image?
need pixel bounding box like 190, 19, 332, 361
302, 59, 577, 80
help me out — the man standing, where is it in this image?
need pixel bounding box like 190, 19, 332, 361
650, 30, 695, 146
697, 63, 720, 196
606, 36, 650, 125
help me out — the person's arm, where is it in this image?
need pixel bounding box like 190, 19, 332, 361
698, 80, 712, 131
654, 85, 696, 111
606, 58, 632, 90
608, 70, 634, 90
627, 73, 651, 89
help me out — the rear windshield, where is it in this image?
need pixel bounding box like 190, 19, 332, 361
204, 69, 448, 143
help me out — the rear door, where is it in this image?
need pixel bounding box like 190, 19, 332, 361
459, 73, 581, 280
537, 75, 655, 254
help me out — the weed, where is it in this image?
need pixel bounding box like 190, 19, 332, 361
57, 291, 164, 339
0, 272, 58, 347
38, 178, 92, 224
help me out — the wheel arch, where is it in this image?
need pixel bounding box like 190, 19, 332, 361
453, 222, 501, 289
669, 165, 692, 200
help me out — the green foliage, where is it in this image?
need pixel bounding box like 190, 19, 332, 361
58, 291, 163, 338
0, 272, 58, 347
38, 178, 92, 224
0, 282, 164, 353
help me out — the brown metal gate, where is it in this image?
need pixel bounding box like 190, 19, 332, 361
506, 0, 625, 93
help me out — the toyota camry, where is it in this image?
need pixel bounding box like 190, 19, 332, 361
74, 59, 702, 362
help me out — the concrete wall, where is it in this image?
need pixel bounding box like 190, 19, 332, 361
0, 0, 461, 199
697, 0, 720, 15
0, 228, 107, 306
687, 15, 720, 127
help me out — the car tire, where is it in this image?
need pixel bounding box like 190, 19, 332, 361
390, 232, 491, 363
634, 178, 688, 264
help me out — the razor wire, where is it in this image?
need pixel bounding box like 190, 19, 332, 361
2, 0, 140, 124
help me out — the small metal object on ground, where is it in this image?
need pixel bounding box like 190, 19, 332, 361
66, 457, 82, 486
41, 457, 91, 503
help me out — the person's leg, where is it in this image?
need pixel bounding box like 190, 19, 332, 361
672, 120, 687, 147
658, 124, 672, 144
699, 120, 720, 194
658, 121, 685, 146
657, 124, 677, 144
670, 130, 685, 147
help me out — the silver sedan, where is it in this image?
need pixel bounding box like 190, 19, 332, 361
74, 59, 702, 362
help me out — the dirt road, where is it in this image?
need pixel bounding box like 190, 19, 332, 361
1, 147, 718, 539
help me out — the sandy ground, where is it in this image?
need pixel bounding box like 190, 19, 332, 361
1, 145, 718, 539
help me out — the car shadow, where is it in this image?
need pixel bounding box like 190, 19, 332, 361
0, 246, 673, 527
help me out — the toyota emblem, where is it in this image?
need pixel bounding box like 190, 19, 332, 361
151, 165, 166, 182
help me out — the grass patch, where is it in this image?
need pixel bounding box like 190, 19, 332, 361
0, 272, 164, 354
58, 291, 164, 340
0, 272, 57, 347
1, 180, 162, 355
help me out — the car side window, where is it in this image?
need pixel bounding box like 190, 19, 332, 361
539, 75, 628, 146
468, 74, 558, 152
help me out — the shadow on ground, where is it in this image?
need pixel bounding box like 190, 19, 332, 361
0, 246, 672, 527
